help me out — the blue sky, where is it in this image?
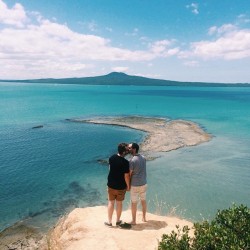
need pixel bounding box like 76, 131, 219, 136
1, 0, 250, 83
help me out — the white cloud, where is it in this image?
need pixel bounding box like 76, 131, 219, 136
111, 66, 129, 73
77, 20, 98, 32
87, 20, 98, 32
186, 3, 199, 15
2, 0, 248, 81
125, 28, 139, 36
208, 24, 237, 36
0, 2, 181, 79
208, 26, 218, 36
183, 60, 199, 67
165, 47, 180, 56
0, 0, 28, 27
149, 40, 180, 57
105, 27, 113, 32
179, 23, 250, 62
133, 72, 161, 79
150, 40, 171, 54
190, 28, 250, 60
237, 14, 250, 24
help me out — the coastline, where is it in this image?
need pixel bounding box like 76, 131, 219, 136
0, 206, 194, 250
68, 116, 212, 155
1, 116, 211, 249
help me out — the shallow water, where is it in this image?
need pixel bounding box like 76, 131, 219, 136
0, 82, 250, 231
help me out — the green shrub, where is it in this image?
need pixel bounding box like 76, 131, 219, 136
158, 204, 250, 250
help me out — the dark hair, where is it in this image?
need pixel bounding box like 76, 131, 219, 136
131, 143, 139, 153
118, 143, 128, 155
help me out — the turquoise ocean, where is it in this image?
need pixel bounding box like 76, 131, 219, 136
0, 82, 250, 232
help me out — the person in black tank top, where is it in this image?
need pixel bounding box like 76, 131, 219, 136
105, 143, 130, 227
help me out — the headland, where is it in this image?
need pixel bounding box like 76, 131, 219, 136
49, 206, 194, 250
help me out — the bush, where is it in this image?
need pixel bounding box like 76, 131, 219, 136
158, 204, 250, 250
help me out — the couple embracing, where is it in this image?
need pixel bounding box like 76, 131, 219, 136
105, 142, 147, 228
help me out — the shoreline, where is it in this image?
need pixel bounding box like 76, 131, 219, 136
68, 116, 212, 156
1, 116, 211, 249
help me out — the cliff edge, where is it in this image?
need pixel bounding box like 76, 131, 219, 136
48, 206, 193, 250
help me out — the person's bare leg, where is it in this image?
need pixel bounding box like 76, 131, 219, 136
131, 202, 137, 224
107, 200, 115, 224
116, 200, 122, 223
141, 200, 147, 222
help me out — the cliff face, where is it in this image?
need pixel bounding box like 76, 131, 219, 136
48, 206, 193, 250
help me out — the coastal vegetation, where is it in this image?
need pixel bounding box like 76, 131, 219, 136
1, 72, 250, 87
158, 204, 250, 250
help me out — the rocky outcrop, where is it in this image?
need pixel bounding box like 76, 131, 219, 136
0, 222, 48, 250
32, 125, 44, 129
68, 116, 212, 155
48, 206, 193, 250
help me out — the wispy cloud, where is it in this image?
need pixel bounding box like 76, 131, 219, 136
208, 24, 237, 36
105, 27, 113, 32
183, 60, 199, 67
87, 20, 98, 32
111, 66, 128, 72
125, 28, 139, 36
77, 20, 98, 32
186, 3, 199, 15
237, 14, 250, 24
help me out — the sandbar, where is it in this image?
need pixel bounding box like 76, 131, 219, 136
68, 116, 212, 154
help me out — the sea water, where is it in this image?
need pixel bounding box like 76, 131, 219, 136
0, 82, 250, 231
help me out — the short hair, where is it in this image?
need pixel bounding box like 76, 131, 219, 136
131, 143, 139, 153
118, 143, 128, 155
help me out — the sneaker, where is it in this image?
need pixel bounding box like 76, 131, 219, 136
104, 222, 112, 227
116, 220, 122, 226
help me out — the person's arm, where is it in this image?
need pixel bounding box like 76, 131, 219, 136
129, 169, 133, 178
124, 173, 130, 191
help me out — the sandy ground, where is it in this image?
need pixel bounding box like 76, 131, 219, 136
49, 206, 194, 250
